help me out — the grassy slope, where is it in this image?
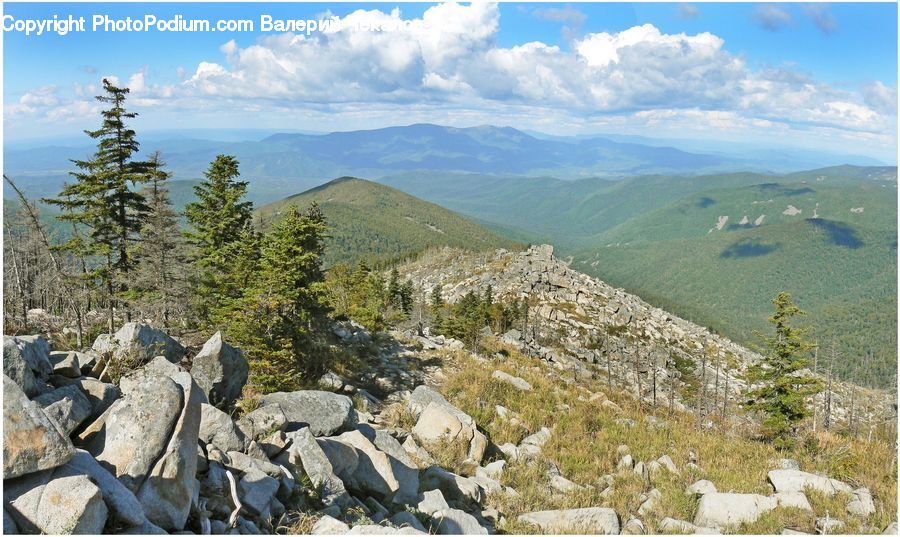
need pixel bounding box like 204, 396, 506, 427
256, 177, 522, 267
573, 177, 897, 386
429, 341, 896, 535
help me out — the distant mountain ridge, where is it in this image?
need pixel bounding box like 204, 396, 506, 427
5, 124, 888, 208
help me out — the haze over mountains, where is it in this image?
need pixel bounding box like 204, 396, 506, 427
4, 123, 888, 206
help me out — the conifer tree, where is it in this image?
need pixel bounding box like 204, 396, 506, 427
226, 204, 328, 391
184, 155, 254, 322
132, 152, 188, 325
746, 292, 822, 448
44, 79, 149, 332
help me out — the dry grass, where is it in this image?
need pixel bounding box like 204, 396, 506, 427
433, 338, 897, 535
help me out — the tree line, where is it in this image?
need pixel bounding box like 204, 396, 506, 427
4, 79, 331, 393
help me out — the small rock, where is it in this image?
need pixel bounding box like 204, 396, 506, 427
491, 370, 532, 391
847, 487, 876, 517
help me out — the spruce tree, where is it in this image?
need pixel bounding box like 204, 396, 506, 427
746, 292, 822, 448
184, 155, 253, 322
44, 79, 149, 332
132, 152, 188, 325
227, 204, 329, 391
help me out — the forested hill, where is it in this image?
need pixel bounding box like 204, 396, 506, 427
256, 177, 522, 267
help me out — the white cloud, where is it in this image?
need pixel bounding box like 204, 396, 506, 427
4, 3, 895, 158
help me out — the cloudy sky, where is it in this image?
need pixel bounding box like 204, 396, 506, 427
4, 2, 897, 161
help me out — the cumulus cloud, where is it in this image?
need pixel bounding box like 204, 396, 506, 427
754, 4, 793, 31
5, 3, 895, 156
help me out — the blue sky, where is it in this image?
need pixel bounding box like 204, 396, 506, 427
4, 2, 898, 161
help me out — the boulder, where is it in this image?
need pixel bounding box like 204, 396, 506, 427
236, 403, 288, 441
433, 508, 489, 534
3, 335, 52, 396
66, 449, 147, 527
259, 390, 356, 436
622, 518, 646, 535
225, 450, 283, 478
48, 351, 82, 378
372, 430, 421, 505
816, 517, 845, 534
4, 464, 108, 534
412, 402, 486, 466
518, 507, 620, 534
491, 370, 532, 391
48, 376, 120, 423
199, 403, 247, 453
657, 454, 680, 475
190, 331, 248, 409
3, 374, 75, 479
687, 480, 718, 496
693, 492, 777, 529
390, 511, 428, 533
418, 489, 451, 515
89, 361, 201, 531
239, 467, 280, 520
312, 515, 350, 534
847, 487, 876, 517
33, 384, 92, 435
419, 466, 482, 507
767, 469, 853, 497
278, 427, 352, 509
774, 491, 813, 511
134, 366, 203, 531
658, 517, 721, 534
407, 385, 454, 418
94, 322, 185, 364
329, 430, 401, 503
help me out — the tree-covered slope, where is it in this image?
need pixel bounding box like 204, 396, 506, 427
257, 177, 522, 267
573, 176, 898, 387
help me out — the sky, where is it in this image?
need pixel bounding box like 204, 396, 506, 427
3, 2, 898, 161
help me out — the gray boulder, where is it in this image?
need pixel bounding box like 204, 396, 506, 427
239, 467, 280, 520
278, 427, 352, 509
4, 464, 108, 534
47, 376, 120, 423
658, 517, 721, 534
312, 515, 351, 534
236, 403, 288, 441
391, 511, 428, 532
199, 403, 247, 453
847, 487, 876, 517
89, 360, 201, 531
326, 430, 401, 502
433, 508, 488, 534
48, 351, 82, 378
686, 479, 718, 496
491, 370, 532, 391
694, 492, 777, 529
190, 331, 248, 409
419, 466, 482, 507
418, 489, 451, 515
3, 335, 52, 396
33, 384, 92, 435
66, 449, 147, 527
134, 366, 203, 531
412, 401, 486, 466
767, 469, 852, 497
518, 507, 620, 534
259, 390, 356, 436
93, 322, 185, 364
3, 375, 75, 479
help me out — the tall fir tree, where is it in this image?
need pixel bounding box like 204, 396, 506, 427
44, 79, 149, 332
184, 155, 254, 323
746, 292, 822, 448
132, 152, 188, 325
226, 204, 329, 391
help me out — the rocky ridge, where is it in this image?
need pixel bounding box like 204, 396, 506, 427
395, 245, 892, 428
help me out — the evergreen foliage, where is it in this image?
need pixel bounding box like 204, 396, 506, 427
43, 79, 150, 331
131, 152, 189, 325
183, 154, 254, 323
745, 292, 823, 448
224, 205, 329, 391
